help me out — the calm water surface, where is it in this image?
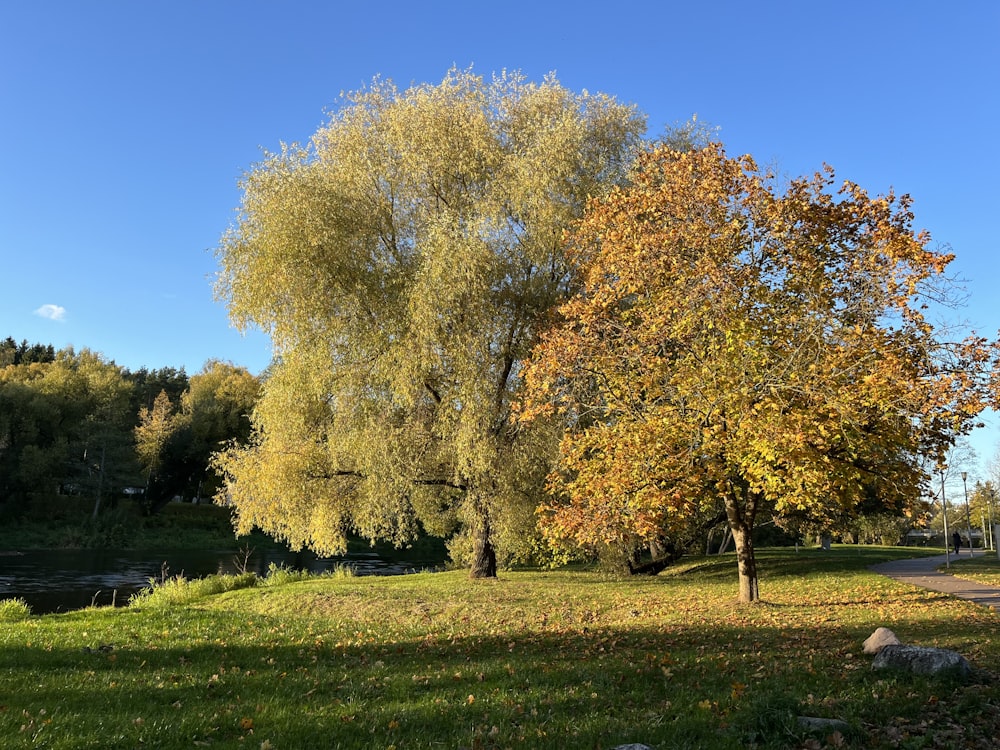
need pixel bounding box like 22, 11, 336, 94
0, 546, 444, 614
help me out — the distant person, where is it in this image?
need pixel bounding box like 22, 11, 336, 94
953, 531, 962, 555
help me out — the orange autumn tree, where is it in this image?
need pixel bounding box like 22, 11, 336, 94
520, 144, 999, 602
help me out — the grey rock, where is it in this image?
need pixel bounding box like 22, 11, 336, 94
798, 716, 851, 733
872, 644, 970, 676
862, 627, 901, 655
611, 745, 654, 750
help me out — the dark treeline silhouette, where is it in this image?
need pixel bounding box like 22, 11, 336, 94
0, 337, 56, 366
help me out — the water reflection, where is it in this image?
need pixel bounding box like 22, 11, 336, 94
0, 546, 444, 614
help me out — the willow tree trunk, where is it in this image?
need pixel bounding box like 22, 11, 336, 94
470, 513, 498, 579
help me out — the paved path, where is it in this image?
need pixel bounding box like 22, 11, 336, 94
871, 550, 1000, 612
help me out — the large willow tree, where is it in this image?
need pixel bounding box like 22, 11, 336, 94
213, 68, 644, 576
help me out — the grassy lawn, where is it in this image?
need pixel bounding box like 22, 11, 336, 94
940, 552, 1000, 587
2, 546, 999, 749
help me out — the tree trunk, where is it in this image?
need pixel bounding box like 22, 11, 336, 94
724, 487, 759, 603
718, 527, 732, 555
627, 539, 679, 576
469, 511, 497, 579
732, 525, 759, 603
91, 442, 107, 520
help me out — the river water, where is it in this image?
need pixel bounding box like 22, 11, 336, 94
0, 546, 445, 615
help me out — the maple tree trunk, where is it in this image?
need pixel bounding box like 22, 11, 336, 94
732, 525, 759, 603
724, 488, 759, 602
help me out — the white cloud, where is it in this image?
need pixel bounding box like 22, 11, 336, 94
34, 304, 67, 321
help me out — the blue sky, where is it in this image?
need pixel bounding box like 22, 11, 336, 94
1, 1, 998, 475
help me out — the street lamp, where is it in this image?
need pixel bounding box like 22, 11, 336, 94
941, 470, 951, 567
982, 506, 991, 553
988, 486, 996, 552
977, 484, 995, 552
961, 471, 973, 555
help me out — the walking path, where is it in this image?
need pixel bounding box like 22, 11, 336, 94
871, 550, 1000, 612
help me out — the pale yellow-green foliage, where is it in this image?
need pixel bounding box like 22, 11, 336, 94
214, 67, 644, 563
181, 360, 260, 428
134, 389, 175, 479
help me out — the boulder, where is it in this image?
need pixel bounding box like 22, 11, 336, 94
611, 746, 654, 750
798, 716, 851, 734
871, 645, 970, 677
862, 627, 901, 655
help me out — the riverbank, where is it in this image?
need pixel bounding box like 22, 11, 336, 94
0, 502, 286, 552
0, 501, 450, 560
0, 502, 450, 613
3, 547, 1000, 749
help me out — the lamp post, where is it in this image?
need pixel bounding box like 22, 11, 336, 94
986, 482, 1000, 560
961, 471, 973, 555
980, 482, 996, 552
982, 508, 990, 553
941, 470, 951, 567
988, 486, 996, 552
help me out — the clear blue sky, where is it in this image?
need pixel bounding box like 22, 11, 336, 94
2, 1, 998, 475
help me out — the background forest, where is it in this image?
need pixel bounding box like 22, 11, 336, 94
0, 336, 259, 542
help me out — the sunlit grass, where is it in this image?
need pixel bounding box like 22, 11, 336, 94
127, 570, 260, 609
126, 562, 357, 609
0, 596, 31, 621
940, 552, 1000, 586
1, 546, 998, 749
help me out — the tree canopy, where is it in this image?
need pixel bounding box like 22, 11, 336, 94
0, 348, 135, 515
213, 68, 645, 575
136, 360, 260, 511
0, 337, 55, 367
520, 144, 1000, 601
1, 343, 260, 527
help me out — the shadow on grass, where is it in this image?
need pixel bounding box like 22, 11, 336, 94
668, 545, 943, 583
1, 598, 997, 750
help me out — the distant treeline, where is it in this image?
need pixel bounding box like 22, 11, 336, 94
0, 337, 56, 366
0, 337, 260, 526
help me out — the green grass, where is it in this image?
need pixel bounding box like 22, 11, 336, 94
2, 546, 999, 749
0, 597, 31, 621
940, 552, 1000, 586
